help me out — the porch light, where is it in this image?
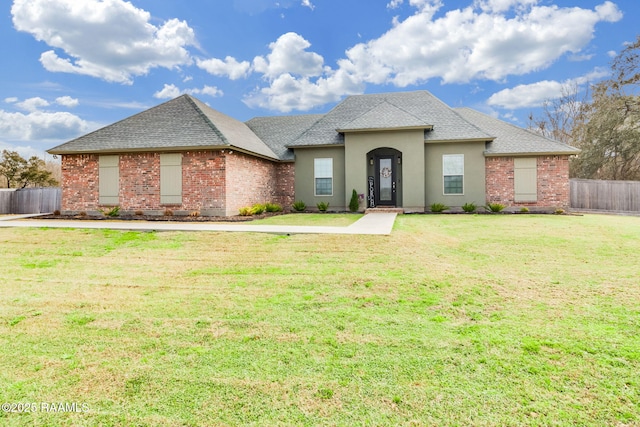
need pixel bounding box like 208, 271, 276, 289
369, 158, 374, 165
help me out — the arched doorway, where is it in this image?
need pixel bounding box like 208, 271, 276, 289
367, 148, 402, 207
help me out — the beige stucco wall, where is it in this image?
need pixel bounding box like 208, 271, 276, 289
293, 146, 346, 211
425, 141, 486, 207
344, 130, 425, 211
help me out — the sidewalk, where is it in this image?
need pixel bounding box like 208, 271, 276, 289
0, 213, 397, 235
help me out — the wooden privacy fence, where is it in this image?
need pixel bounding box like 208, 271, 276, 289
0, 188, 61, 214
570, 179, 640, 212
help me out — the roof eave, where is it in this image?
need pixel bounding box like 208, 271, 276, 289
286, 143, 344, 149
484, 150, 581, 157
337, 125, 434, 133
48, 145, 282, 161
425, 137, 495, 144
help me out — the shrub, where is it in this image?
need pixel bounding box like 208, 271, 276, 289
100, 206, 120, 217
430, 203, 449, 213
53, 209, 61, 216
349, 189, 359, 212
520, 207, 530, 213
265, 202, 283, 213
134, 210, 144, 216
239, 207, 253, 216
292, 200, 306, 212
251, 203, 266, 215
163, 209, 174, 217
78, 211, 87, 217
317, 201, 330, 212
189, 211, 200, 217
555, 208, 565, 215
486, 203, 506, 213
462, 202, 477, 213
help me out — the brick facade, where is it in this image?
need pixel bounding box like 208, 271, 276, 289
61, 154, 99, 212
275, 162, 296, 210
60, 150, 296, 216
486, 155, 571, 209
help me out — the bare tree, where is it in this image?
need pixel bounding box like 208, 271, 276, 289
529, 35, 640, 180
527, 82, 587, 146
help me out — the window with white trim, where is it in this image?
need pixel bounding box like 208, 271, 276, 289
314, 158, 333, 196
443, 154, 464, 195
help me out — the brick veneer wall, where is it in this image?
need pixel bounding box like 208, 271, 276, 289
60, 151, 296, 216
120, 153, 160, 209
60, 154, 99, 212
485, 155, 571, 208
275, 162, 295, 210
225, 152, 280, 215
181, 151, 226, 214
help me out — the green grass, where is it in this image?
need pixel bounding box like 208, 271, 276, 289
1, 214, 639, 426
252, 213, 362, 226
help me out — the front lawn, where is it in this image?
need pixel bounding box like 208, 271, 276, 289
251, 212, 363, 226
0, 214, 638, 426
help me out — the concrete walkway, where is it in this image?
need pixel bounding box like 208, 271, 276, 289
0, 213, 397, 235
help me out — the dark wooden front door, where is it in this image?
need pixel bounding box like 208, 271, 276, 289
375, 155, 396, 206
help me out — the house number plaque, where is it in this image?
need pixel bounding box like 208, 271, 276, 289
368, 176, 375, 208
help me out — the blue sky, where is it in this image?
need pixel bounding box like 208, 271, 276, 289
1, 0, 638, 158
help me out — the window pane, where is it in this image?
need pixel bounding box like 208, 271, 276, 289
443, 154, 464, 175
314, 158, 332, 178
314, 158, 333, 196
315, 178, 332, 195
444, 175, 463, 194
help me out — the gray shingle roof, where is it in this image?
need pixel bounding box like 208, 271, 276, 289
245, 114, 324, 161
337, 100, 431, 131
48, 95, 279, 160
454, 107, 581, 156
48, 91, 579, 162
289, 91, 492, 147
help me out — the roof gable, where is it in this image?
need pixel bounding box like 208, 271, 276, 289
49, 95, 278, 159
337, 100, 432, 132
288, 91, 492, 147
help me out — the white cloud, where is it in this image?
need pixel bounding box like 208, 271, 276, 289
16, 97, 50, 112
244, 69, 363, 112
487, 80, 565, 109
487, 68, 610, 109
197, 86, 224, 98
197, 56, 251, 80
243, 33, 363, 112
341, 1, 622, 86
474, 0, 537, 14
0, 109, 94, 141
242, 1, 621, 112
154, 84, 182, 99
253, 32, 326, 79
55, 96, 79, 108
11, 0, 197, 84
301, 0, 315, 10
387, 0, 403, 9
5, 97, 18, 104
607, 50, 617, 58
153, 84, 223, 99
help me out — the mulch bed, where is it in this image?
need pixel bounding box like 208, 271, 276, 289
37, 212, 288, 222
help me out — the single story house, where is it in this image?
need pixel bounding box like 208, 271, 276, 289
48, 90, 579, 216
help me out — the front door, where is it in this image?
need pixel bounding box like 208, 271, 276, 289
375, 155, 396, 206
